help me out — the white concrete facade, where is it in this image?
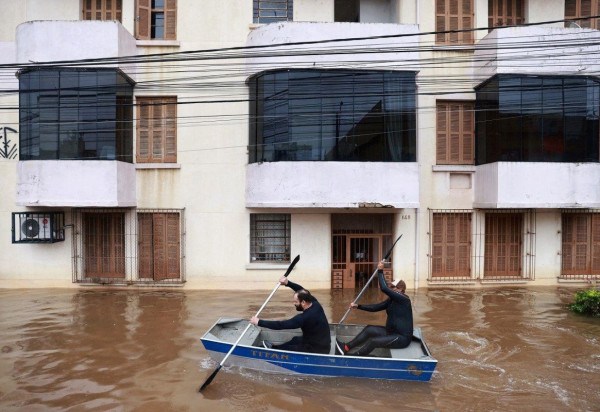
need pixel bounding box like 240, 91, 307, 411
0, 0, 599, 290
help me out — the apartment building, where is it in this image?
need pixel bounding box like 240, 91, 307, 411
0, 0, 598, 290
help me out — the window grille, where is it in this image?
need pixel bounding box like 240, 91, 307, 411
253, 0, 293, 24
12, 212, 65, 244
250, 214, 290, 262
428, 210, 473, 282
473, 209, 536, 281
72, 208, 185, 285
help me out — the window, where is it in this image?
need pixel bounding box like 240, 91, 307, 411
82, 0, 123, 22
136, 0, 177, 40
431, 212, 472, 279
250, 214, 291, 262
83, 212, 126, 278
565, 0, 600, 29
475, 75, 600, 165
253, 0, 293, 24
562, 212, 600, 277
435, 0, 474, 44
335, 0, 359, 22
488, 0, 525, 30
18, 68, 134, 162
136, 96, 177, 163
138, 212, 181, 280
249, 70, 416, 163
436, 101, 474, 165
484, 213, 522, 277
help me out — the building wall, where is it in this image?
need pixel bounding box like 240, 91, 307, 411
0, 0, 598, 290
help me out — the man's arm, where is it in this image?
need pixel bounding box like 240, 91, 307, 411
257, 314, 303, 330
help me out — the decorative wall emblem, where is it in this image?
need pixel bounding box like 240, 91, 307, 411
1, 127, 17, 159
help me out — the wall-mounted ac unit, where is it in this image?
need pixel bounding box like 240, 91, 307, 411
12, 212, 65, 244
21, 215, 52, 240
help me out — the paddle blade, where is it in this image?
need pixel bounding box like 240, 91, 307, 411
283, 255, 300, 278
383, 234, 402, 260
199, 365, 222, 392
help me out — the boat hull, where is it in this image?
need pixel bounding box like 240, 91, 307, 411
200, 319, 437, 382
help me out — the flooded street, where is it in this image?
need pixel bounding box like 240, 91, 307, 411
0, 286, 598, 411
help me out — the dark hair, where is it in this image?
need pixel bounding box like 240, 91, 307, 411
296, 289, 315, 303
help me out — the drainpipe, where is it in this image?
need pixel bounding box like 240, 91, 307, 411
415, 0, 419, 25
414, 207, 420, 288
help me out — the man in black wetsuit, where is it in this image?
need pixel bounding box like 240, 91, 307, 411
337, 260, 413, 356
250, 276, 331, 354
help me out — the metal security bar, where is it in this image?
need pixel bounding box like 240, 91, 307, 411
428, 209, 474, 282
474, 209, 536, 281
250, 214, 291, 262
560, 209, 600, 281
253, 0, 293, 24
72, 208, 185, 285
12, 211, 65, 243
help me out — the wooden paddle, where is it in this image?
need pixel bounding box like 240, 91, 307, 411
199, 254, 300, 392
334, 235, 402, 354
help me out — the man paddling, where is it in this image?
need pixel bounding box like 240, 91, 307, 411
336, 260, 413, 356
250, 276, 331, 354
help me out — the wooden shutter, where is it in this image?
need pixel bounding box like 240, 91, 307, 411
489, 0, 524, 30
82, 0, 122, 22
164, 0, 178, 40
138, 213, 180, 280
436, 0, 474, 44
136, 97, 177, 163
136, 0, 151, 39
565, 0, 600, 29
432, 213, 471, 278
436, 101, 474, 165
562, 213, 600, 275
138, 213, 153, 278
84, 213, 125, 278
592, 214, 600, 272
484, 213, 522, 277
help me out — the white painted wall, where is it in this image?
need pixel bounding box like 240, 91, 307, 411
474, 27, 600, 80
246, 162, 419, 208
16, 161, 136, 207
474, 162, 600, 208
245, 22, 420, 74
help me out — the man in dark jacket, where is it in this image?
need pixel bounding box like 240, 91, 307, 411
337, 260, 413, 356
250, 276, 331, 354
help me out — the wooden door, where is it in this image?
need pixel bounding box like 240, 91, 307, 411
562, 213, 600, 275
431, 212, 471, 278
84, 212, 125, 278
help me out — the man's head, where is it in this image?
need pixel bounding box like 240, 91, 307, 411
293, 289, 315, 311
393, 279, 406, 293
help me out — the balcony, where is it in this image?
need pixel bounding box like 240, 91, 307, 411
474, 162, 600, 209
16, 160, 136, 207
16, 20, 137, 80
246, 162, 418, 208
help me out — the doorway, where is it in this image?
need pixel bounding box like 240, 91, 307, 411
331, 214, 394, 289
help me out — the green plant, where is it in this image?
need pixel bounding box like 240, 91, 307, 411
569, 289, 600, 317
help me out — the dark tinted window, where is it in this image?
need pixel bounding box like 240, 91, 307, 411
249, 69, 417, 163
475, 75, 600, 164
19, 69, 134, 162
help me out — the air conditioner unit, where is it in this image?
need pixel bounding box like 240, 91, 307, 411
20, 215, 53, 240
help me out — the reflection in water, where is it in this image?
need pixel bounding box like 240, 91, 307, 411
0, 287, 598, 411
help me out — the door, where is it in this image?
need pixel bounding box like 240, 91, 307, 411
84, 212, 125, 278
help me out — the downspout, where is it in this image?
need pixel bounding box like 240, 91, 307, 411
415, 0, 419, 25
414, 207, 420, 288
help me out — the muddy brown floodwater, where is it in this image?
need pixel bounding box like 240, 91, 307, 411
0, 286, 598, 411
